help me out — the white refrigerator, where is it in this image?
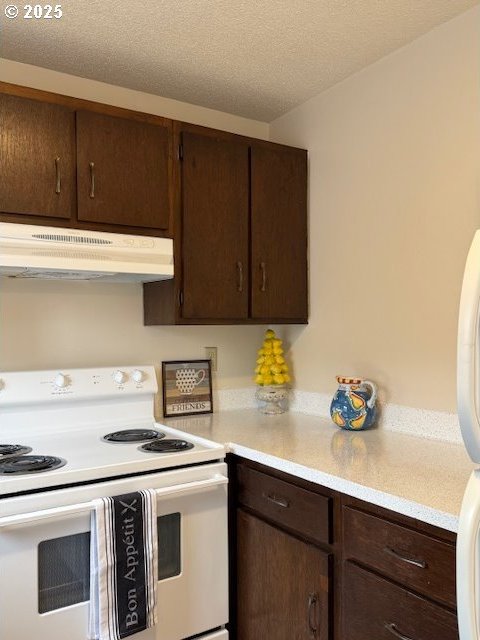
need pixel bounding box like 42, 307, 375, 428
457, 230, 480, 640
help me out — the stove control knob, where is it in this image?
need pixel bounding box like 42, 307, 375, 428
54, 373, 70, 388
113, 370, 128, 385
132, 369, 145, 383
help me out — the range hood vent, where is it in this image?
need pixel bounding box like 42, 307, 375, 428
31, 232, 113, 246
0, 223, 174, 283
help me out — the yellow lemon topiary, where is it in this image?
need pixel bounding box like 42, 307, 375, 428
253, 329, 292, 386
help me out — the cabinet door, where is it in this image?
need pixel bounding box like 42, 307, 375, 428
237, 509, 329, 640
251, 144, 308, 321
181, 132, 249, 320
76, 111, 170, 230
0, 93, 75, 219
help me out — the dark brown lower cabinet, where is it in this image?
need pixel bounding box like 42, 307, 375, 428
230, 456, 458, 640
343, 562, 459, 640
236, 508, 330, 640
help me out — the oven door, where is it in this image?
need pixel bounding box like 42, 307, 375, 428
0, 462, 228, 640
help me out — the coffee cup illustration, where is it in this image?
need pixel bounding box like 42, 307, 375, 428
175, 368, 206, 395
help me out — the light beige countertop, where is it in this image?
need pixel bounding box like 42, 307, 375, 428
165, 409, 475, 533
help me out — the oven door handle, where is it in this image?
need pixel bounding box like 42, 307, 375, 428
0, 474, 228, 529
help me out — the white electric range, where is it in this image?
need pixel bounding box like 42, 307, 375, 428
0, 365, 228, 640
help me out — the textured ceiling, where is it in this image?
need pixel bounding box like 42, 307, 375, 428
1, 0, 479, 121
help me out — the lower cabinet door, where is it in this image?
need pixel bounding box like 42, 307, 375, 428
343, 561, 459, 640
236, 509, 330, 640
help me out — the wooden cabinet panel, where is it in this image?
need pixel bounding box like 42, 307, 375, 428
251, 144, 308, 321
0, 93, 75, 219
237, 509, 330, 640
181, 131, 249, 319
145, 125, 309, 324
343, 561, 458, 640
76, 111, 170, 230
237, 463, 331, 544
343, 505, 456, 608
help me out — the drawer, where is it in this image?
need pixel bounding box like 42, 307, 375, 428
343, 506, 456, 608
344, 562, 459, 640
236, 464, 331, 544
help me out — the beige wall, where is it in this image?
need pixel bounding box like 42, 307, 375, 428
0, 278, 263, 388
270, 6, 480, 412
0, 63, 268, 386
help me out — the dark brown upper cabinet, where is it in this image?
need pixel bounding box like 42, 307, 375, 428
0, 83, 308, 325
144, 125, 308, 325
0, 83, 173, 236
0, 93, 76, 220
76, 111, 170, 231
181, 131, 249, 320
251, 144, 308, 321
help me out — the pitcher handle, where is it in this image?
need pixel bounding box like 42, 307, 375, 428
362, 380, 377, 409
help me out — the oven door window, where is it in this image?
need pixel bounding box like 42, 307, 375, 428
37, 513, 181, 613
158, 512, 181, 580
38, 531, 91, 613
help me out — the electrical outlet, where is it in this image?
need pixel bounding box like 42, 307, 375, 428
205, 346, 218, 372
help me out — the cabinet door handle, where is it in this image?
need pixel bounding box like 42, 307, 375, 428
264, 492, 289, 508
384, 622, 414, 640
54, 157, 61, 194
89, 162, 95, 198
260, 262, 267, 292
308, 592, 318, 637
384, 546, 427, 569
236, 261, 243, 293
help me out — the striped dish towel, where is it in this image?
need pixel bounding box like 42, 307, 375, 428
88, 489, 158, 640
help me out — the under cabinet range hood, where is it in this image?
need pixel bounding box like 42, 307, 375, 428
0, 223, 174, 282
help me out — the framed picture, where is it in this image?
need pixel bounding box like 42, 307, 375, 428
162, 360, 213, 417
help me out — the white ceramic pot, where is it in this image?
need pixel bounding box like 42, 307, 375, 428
255, 385, 289, 415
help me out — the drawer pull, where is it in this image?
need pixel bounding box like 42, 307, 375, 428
308, 592, 318, 637
54, 156, 61, 194
264, 492, 289, 508
236, 261, 244, 293
384, 622, 414, 640
89, 161, 95, 198
384, 546, 427, 569
260, 261, 267, 292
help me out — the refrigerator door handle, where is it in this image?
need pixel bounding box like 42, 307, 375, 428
458, 231, 480, 463
457, 471, 480, 640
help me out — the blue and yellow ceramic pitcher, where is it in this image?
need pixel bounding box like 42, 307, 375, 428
330, 376, 377, 431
